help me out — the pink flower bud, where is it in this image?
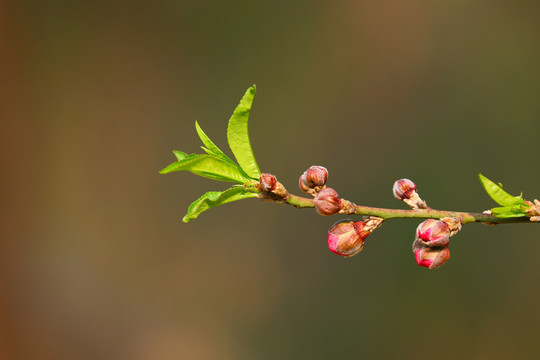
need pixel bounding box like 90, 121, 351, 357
314, 187, 341, 216
416, 219, 450, 247
259, 173, 277, 192
299, 166, 328, 196
328, 220, 368, 257
412, 239, 450, 269
304, 166, 328, 187
393, 179, 417, 200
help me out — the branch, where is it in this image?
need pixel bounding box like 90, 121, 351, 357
283, 193, 533, 224
160, 85, 539, 270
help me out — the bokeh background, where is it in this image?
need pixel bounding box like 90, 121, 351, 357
2, 1, 540, 359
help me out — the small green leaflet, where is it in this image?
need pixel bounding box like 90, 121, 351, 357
160, 154, 251, 183
173, 150, 189, 161
478, 174, 529, 218
183, 187, 258, 223
195, 121, 236, 165
194, 121, 253, 180
227, 85, 261, 179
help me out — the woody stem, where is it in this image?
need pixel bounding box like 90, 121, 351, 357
284, 194, 531, 224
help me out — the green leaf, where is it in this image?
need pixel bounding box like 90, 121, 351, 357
478, 174, 522, 206
183, 187, 258, 222
173, 150, 189, 161
195, 121, 236, 165
160, 154, 251, 183
227, 85, 261, 179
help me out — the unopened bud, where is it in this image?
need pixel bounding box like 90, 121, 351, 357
305, 166, 328, 187
259, 173, 277, 192
416, 219, 450, 247
257, 174, 288, 200
299, 166, 328, 196
393, 179, 417, 200
412, 239, 450, 269
328, 220, 368, 257
393, 178, 428, 209
314, 187, 341, 216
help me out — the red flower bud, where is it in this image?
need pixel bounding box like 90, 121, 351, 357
304, 166, 328, 187
416, 219, 450, 247
314, 187, 340, 216
392, 178, 417, 200
328, 220, 368, 257
299, 166, 328, 196
259, 173, 277, 192
412, 239, 450, 269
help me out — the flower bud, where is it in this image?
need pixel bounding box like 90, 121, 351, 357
299, 166, 328, 196
393, 178, 428, 209
304, 166, 328, 187
259, 173, 277, 192
328, 220, 368, 257
393, 179, 417, 200
314, 187, 340, 216
412, 239, 450, 269
416, 219, 450, 247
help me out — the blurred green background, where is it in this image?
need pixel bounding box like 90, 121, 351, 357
2, 1, 540, 359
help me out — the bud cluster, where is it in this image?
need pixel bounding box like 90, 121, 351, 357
412, 218, 461, 269
393, 179, 428, 209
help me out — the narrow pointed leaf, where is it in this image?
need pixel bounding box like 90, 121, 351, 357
183, 187, 258, 222
195, 121, 236, 165
160, 154, 251, 183
227, 85, 261, 179
479, 174, 521, 206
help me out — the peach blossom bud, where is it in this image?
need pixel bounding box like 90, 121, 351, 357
314, 187, 341, 216
304, 166, 328, 187
328, 220, 368, 257
259, 173, 277, 192
393, 179, 417, 200
393, 178, 428, 209
416, 219, 450, 247
412, 239, 450, 269
299, 166, 328, 196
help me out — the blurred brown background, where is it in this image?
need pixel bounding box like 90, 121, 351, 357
2, 1, 540, 359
